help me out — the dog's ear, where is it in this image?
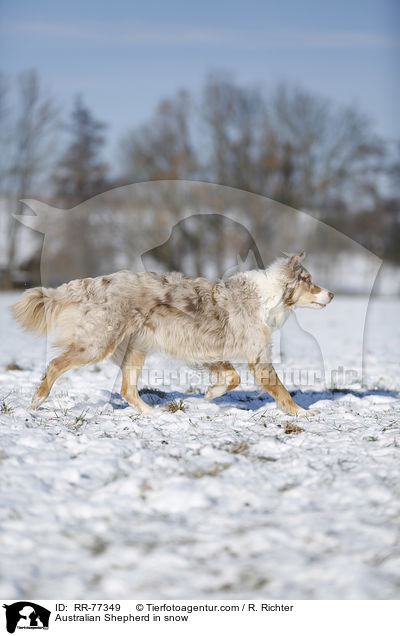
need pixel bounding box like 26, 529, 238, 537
295, 249, 306, 261
288, 250, 306, 270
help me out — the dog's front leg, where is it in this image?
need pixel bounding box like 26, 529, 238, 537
205, 362, 240, 400
249, 362, 313, 416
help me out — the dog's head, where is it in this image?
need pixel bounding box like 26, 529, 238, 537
282, 250, 334, 309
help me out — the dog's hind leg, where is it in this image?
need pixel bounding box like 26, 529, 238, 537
30, 344, 107, 410
249, 362, 314, 417
120, 349, 152, 413
205, 362, 240, 400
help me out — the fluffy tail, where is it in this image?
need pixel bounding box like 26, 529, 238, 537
12, 287, 64, 335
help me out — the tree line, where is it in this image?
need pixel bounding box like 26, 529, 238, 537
0, 69, 398, 287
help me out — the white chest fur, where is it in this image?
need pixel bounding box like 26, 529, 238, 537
263, 302, 291, 330
243, 269, 292, 331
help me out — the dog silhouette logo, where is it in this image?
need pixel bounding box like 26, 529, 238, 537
2, 602, 50, 633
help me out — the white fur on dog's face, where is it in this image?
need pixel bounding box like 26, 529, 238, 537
295, 285, 333, 309
288, 267, 334, 309
243, 252, 333, 333
271, 251, 335, 311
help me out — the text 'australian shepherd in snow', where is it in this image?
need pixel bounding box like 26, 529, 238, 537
12, 251, 333, 416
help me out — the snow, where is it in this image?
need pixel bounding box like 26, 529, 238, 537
0, 291, 399, 600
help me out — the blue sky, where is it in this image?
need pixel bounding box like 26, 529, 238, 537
0, 0, 398, 159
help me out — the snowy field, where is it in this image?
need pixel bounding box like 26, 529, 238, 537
0, 291, 399, 600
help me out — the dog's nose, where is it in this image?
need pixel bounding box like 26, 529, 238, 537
328, 291, 334, 301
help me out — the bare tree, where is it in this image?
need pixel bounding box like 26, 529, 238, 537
120, 90, 197, 181
352, 140, 400, 261
50, 97, 110, 277
6, 70, 59, 284
202, 73, 265, 191
0, 73, 10, 187
260, 84, 385, 214
116, 76, 391, 271
52, 95, 109, 206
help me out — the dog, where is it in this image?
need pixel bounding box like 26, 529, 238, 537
12, 250, 333, 415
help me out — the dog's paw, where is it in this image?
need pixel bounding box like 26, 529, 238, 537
30, 396, 43, 410
205, 386, 226, 400
127, 400, 154, 414
296, 408, 319, 417
138, 403, 155, 414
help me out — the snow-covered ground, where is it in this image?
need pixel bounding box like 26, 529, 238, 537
0, 291, 399, 600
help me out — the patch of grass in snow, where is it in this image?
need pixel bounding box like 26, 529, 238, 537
283, 421, 305, 435
61, 408, 89, 430
224, 440, 249, 454
54, 398, 70, 417
382, 421, 397, 431
219, 571, 270, 593
165, 399, 186, 413
89, 536, 108, 555
139, 481, 153, 498
5, 360, 24, 371
250, 411, 269, 427
191, 462, 232, 478
1, 399, 14, 414
74, 409, 89, 425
